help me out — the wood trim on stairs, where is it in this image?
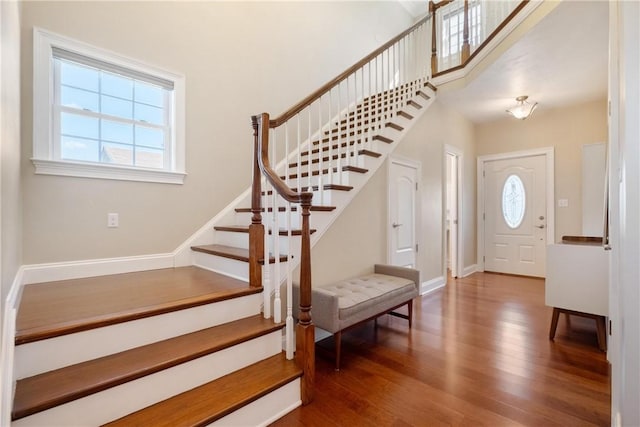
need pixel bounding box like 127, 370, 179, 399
12, 315, 283, 421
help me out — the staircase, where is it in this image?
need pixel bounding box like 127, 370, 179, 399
10, 15, 435, 426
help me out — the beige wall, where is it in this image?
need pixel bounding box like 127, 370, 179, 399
2, 0, 23, 303
20, 1, 414, 264
475, 98, 608, 242
311, 101, 477, 286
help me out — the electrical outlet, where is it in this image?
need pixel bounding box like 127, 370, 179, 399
107, 213, 119, 228
558, 199, 569, 208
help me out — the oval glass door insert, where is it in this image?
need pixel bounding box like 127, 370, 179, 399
502, 174, 526, 228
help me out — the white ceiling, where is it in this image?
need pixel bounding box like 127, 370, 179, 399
435, 1, 609, 123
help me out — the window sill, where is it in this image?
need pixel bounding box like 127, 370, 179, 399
32, 158, 186, 185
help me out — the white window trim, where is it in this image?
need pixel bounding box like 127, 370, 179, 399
33, 27, 186, 184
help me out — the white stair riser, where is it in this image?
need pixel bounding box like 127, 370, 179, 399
209, 379, 301, 427
15, 293, 262, 379
13, 332, 283, 427
192, 251, 250, 282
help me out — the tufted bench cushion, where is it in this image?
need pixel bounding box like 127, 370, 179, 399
292, 264, 419, 369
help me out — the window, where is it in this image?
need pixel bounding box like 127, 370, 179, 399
439, 0, 482, 69
33, 28, 186, 184
502, 174, 526, 229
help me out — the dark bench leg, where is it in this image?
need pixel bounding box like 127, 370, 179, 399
334, 330, 342, 371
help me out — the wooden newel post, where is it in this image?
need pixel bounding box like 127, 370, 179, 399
296, 195, 314, 404
249, 116, 265, 289
429, 1, 438, 74
461, 0, 471, 62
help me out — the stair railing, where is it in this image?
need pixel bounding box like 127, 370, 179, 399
430, 0, 527, 75
250, 14, 431, 405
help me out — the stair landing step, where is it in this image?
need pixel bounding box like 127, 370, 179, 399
215, 225, 316, 236
12, 315, 283, 421
16, 266, 259, 345
191, 244, 289, 264
260, 183, 353, 196
234, 205, 336, 213
104, 353, 301, 427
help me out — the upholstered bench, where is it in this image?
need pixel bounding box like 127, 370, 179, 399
293, 264, 419, 370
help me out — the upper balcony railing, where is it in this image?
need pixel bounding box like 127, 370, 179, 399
430, 0, 528, 76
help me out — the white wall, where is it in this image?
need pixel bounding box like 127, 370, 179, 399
20, 1, 414, 264
609, 1, 640, 425
311, 101, 476, 286
1, 0, 22, 318
1, 0, 23, 422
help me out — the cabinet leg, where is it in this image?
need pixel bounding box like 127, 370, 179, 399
549, 307, 561, 340
595, 316, 607, 352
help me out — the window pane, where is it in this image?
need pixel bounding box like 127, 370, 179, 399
135, 81, 164, 107
101, 142, 133, 166
61, 136, 99, 162
101, 95, 133, 120
502, 174, 526, 228
134, 103, 163, 125
135, 146, 164, 169
135, 126, 164, 148
60, 60, 99, 92
101, 72, 133, 100
61, 86, 99, 112
102, 120, 133, 144
61, 112, 99, 139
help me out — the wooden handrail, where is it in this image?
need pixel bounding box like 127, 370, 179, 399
269, 14, 431, 128
253, 113, 313, 205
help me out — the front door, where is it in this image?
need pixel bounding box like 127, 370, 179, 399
483, 154, 547, 277
389, 158, 419, 268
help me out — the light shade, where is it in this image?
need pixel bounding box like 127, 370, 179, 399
506, 95, 538, 120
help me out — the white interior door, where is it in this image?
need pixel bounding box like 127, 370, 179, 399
389, 159, 419, 268
483, 154, 547, 277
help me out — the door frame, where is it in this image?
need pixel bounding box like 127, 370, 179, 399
387, 155, 421, 270
477, 147, 555, 272
444, 145, 464, 279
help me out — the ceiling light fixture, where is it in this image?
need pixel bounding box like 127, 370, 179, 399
506, 95, 538, 120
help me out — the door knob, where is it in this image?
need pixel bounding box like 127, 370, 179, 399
535, 224, 545, 229
392, 222, 403, 228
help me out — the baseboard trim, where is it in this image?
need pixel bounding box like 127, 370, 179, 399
22, 253, 174, 285
462, 264, 478, 277
420, 276, 445, 295
1, 267, 24, 426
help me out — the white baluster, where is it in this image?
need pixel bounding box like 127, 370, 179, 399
337, 82, 343, 185
317, 98, 323, 205
328, 90, 333, 189
307, 108, 312, 191
285, 198, 293, 359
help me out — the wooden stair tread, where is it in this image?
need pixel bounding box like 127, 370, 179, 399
15, 267, 259, 345
290, 149, 381, 167
215, 225, 317, 236
103, 353, 302, 427
12, 315, 283, 421
385, 122, 404, 131
191, 244, 289, 264
280, 165, 368, 180
296, 184, 353, 192
234, 205, 336, 213
261, 183, 353, 196
373, 135, 393, 144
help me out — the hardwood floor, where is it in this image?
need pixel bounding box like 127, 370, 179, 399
272, 272, 610, 426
